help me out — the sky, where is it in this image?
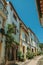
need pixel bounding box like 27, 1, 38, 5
7, 0, 43, 43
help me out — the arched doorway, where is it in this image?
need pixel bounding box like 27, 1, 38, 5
5, 44, 19, 63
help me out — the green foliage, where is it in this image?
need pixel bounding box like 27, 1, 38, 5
41, 51, 43, 55
5, 24, 15, 47
26, 46, 34, 59
7, 24, 15, 33
38, 43, 43, 50
17, 51, 24, 61
26, 51, 34, 59
27, 47, 30, 50
14, 41, 19, 45
37, 51, 42, 55
33, 53, 37, 56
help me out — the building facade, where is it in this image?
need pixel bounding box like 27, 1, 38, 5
4, 2, 20, 63
28, 28, 39, 54
19, 21, 29, 59
0, 0, 7, 64
0, 0, 40, 64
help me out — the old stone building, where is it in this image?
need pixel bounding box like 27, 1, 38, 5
0, 0, 40, 64
0, 0, 7, 64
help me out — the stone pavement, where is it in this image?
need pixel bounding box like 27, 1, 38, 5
16, 59, 30, 65
17, 55, 43, 65
37, 57, 43, 65
27, 55, 43, 65
1, 55, 43, 65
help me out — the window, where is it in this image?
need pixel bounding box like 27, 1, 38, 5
13, 13, 17, 21
25, 34, 27, 43
17, 29, 19, 33
10, 6, 13, 11
0, 21, 1, 24
31, 38, 33, 42
32, 49, 34, 52
0, 28, 5, 35
12, 23, 16, 34
0, 2, 3, 10
23, 46, 25, 54
14, 26, 16, 34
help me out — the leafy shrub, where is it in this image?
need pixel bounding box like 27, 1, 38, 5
17, 51, 24, 61
41, 51, 43, 55
33, 53, 37, 56
26, 51, 34, 59
37, 51, 41, 55
20, 54, 25, 61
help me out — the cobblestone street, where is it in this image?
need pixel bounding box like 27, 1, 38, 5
18, 55, 43, 65
5, 55, 43, 65
27, 55, 43, 65
37, 57, 43, 65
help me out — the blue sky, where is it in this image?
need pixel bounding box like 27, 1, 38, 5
7, 0, 43, 43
